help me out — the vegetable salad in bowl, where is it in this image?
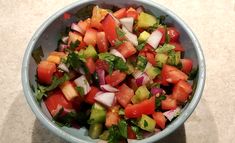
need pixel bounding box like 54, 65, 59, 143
33, 5, 198, 143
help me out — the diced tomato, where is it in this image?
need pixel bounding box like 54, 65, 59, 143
37, 61, 56, 85
116, 84, 134, 107
83, 28, 97, 46
142, 44, 155, 55
63, 12, 71, 20
125, 96, 155, 118
161, 96, 177, 110
157, 27, 166, 45
96, 32, 108, 53
75, 40, 87, 51
54, 70, 64, 78
127, 126, 137, 139
126, 7, 138, 20
101, 14, 118, 46
170, 42, 184, 52
161, 64, 178, 86
146, 52, 156, 66
91, 6, 108, 30
45, 90, 73, 117
167, 27, 180, 42
117, 41, 137, 58
181, 59, 193, 74
152, 112, 167, 129
113, 8, 127, 19
105, 106, 120, 127
105, 70, 126, 87
95, 59, 109, 72
172, 80, 192, 103
85, 57, 96, 74
85, 86, 100, 104
78, 18, 91, 34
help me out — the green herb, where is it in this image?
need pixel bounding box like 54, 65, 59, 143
76, 4, 95, 20
32, 46, 44, 64
131, 126, 143, 140
114, 39, 124, 47
118, 108, 125, 116
167, 50, 181, 66
155, 95, 166, 109
189, 67, 198, 80
76, 86, 85, 96
158, 15, 168, 25
136, 56, 148, 71
143, 120, 148, 127
114, 57, 128, 72
116, 27, 125, 38
136, 42, 146, 51
108, 120, 128, 143
53, 110, 77, 127
66, 51, 88, 73
98, 53, 116, 62
147, 23, 159, 33
118, 120, 128, 138
69, 40, 80, 51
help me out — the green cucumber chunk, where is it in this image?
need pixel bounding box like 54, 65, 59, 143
137, 12, 158, 28
155, 53, 168, 68
88, 123, 103, 139
138, 115, 156, 132
132, 85, 150, 104
89, 103, 106, 124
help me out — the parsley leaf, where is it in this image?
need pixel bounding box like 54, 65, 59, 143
144, 120, 148, 127
76, 86, 85, 96
118, 120, 128, 138
156, 44, 175, 53
137, 42, 146, 51
108, 120, 128, 143
158, 15, 168, 25
136, 56, 148, 71
114, 57, 128, 72
114, 39, 124, 47
66, 51, 88, 73
155, 95, 166, 109
116, 27, 125, 38
53, 109, 78, 127
131, 126, 143, 140
98, 53, 116, 62
69, 40, 80, 51
189, 67, 198, 80
32, 46, 44, 64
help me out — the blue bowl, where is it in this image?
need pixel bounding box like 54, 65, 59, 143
21, 0, 206, 142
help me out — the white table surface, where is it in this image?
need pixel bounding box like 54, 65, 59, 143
0, 0, 234, 143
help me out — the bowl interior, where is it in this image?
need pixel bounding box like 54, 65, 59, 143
23, 0, 204, 143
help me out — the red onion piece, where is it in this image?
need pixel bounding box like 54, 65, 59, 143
74, 75, 91, 95
94, 92, 115, 107
120, 17, 134, 32
163, 107, 181, 121
100, 84, 119, 92
110, 49, 126, 62
71, 23, 84, 34
136, 76, 144, 87
136, 73, 150, 86
61, 36, 69, 44
59, 44, 68, 52
122, 27, 138, 46
147, 30, 163, 49
97, 69, 105, 85
151, 87, 163, 95
58, 63, 69, 73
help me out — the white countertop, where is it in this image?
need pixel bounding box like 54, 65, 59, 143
0, 0, 234, 142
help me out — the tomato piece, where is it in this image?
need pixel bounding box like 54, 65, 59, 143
113, 8, 127, 19
75, 40, 87, 51
170, 42, 184, 52
125, 96, 155, 118
105, 106, 120, 127
117, 41, 137, 58
37, 61, 56, 85
85, 86, 100, 104
101, 14, 118, 46
127, 126, 137, 139
116, 84, 134, 107
126, 7, 138, 20
146, 52, 156, 66
83, 28, 97, 46
157, 27, 166, 45
95, 59, 109, 72
167, 27, 180, 42
161, 96, 177, 110
45, 90, 73, 117
78, 18, 91, 33
181, 59, 193, 74
172, 80, 192, 103
105, 70, 126, 87
152, 112, 167, 129
161, 64, 178, 86
91, 6, 108, 30
54, 70, 64, 78
85, 57, 96, 74
96, 32, 108, 53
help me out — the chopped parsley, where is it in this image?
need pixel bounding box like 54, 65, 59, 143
136, 42, 146, 51
189, 67, 198, 80
76, 86, 85, 96
116, 27, 125, 39
155, 95, 166, 109
136, 56, 148, 71
32, 46, 44, 64
144, 120, 148, 127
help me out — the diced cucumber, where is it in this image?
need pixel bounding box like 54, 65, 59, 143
126, 62, 135, 75
145, 66, 161, 79
137, 12, 158, 28
84, 45, 97, 58
88, 123, 103, 139
132, 85, 150, 104
136, 56, 148, 71
89, 103, 106, 124
167, 51, 181, 66
155, 53, 168, 68
99, 130, 109, 140
138, 31, 150, 42
138, 115, 156, 132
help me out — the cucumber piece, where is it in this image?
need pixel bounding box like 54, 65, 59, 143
136, 56, 148, 71
84, 45, 97, 58
145, 66, 161, 79
155, 53, 168, 68
137, 12, 158, 28
88, 123, 103, 139
138, 31, 150, 42
89, 103, 106, 124
132, 85, 150, 104
138, 115, 156, 132
167, 51, 181, 66
126, 62, 135, 75
99, 130, 109, 140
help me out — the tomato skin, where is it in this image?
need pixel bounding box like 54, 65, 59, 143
96, 32, 108, 53
181, 59, 193, 74
105, 106, 120, 128
85, 86, 100, 104
105, 70, 127, 87
125, 96, 155, 118
113, 8, 127, 19
117, 41, 137, 58
167, 27, 180, 42
83, 28, 97, 46
172, 80, 192, 103
161, 64, 178, 86
127, 126, 137, 139
45, 90, 73, 117
126, 7, 138, 20
161, 96, 177, 110
95, 59, 109, 72
152, 112, 167, 129
157, 27, 166, 45
85, 57, 96, 74
101, 14, 118, 46
146, 52, 156, 66
170, 42, 184, 52
116, 84, 134, 107
37, 61, 56, 85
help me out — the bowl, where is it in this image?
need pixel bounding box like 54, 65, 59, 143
21, 0, 206, 142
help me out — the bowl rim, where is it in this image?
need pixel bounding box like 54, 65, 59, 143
21, 0, 206, 142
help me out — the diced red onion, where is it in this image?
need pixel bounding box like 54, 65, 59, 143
136, 76, 144, 87
122, 27, 138, 46
74, 75, 91, 95
78, 68, 85, 75
132, 70, 143, 79
163, 107, 181, 121
71, 23, 84, 35
151, 87, 163, 95
61, 36, 69, 44
147, 30, 163, 49
135, 73, 150, 86
110, 49, 126, 62
59, 44, 68, 52
100, 84, 119, 92
97, 69, 105, 85
120, 17, 134, 32
94, 92, 115, 107
58, 63, 69, 73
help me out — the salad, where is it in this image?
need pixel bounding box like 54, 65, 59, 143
33, 5, 198, 143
